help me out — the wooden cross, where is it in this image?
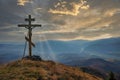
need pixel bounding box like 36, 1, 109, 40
18, 15, 41, 57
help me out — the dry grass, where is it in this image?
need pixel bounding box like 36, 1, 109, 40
0, 59, 103, 80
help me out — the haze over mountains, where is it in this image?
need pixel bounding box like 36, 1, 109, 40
0, 37, 120, 77
1, 37, 120, 62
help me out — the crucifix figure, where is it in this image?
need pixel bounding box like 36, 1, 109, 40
18, 15, 41, 57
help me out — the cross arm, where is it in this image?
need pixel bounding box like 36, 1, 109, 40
31, 24, 42, 27
18, 24, 28, 27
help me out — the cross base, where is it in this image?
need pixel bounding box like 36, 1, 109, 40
22, 55, 42, 61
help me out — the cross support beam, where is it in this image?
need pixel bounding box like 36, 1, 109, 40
18, 24, 41, 27
18, 15, 41, 57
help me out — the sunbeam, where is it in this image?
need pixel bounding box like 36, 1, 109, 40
36, 34, 57, 61
43, 34, 57, 61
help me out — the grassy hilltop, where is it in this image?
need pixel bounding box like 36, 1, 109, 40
0, 59, 103, 80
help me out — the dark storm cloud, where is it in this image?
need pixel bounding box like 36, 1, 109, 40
76, 7, 120, 38
0, 27, 19, 32
0, 0, 27, 27
88, 0, 120, 8
41, 24, 60, 31
0, 0, 120, 41
0, 0, 29, 42
41, 32, 79, 40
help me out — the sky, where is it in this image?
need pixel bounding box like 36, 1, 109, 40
0, 0, 120, 42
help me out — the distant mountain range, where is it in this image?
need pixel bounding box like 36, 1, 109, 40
35, 37, 120, 61
82, 37, 120, 60
0, 37, 120, 79
0, 37, 120, 63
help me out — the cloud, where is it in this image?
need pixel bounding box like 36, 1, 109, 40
0, 0, 120, 42
72, 34, 113, 41
17, 0, 33, 6
104, 8, 120, 17
49, 0, 89, 16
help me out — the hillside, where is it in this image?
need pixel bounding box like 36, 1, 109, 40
0, 59, 103, 80
71, 58, 120, 73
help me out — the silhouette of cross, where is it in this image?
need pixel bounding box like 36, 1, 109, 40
18, 15, 41, 57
